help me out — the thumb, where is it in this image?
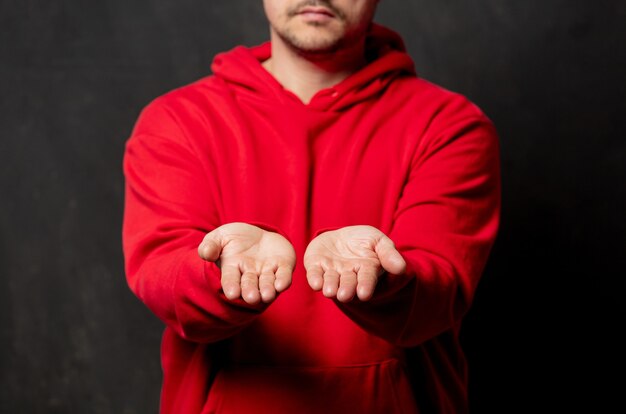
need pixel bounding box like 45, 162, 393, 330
198, 231, 223, 262
375, 236, 406, 275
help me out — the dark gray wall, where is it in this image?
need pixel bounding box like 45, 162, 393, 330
1, 1, 624, 412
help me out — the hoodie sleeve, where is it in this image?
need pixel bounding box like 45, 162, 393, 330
335, 108, 501, 347
122, 98, 273, 344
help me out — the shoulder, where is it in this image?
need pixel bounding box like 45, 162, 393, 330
382, 76, 499, 161
130, 74, 230, 138
388, 75, 493, 126
383, 75, 498, 152
144, 74, 228, 116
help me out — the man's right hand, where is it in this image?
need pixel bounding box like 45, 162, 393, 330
198, 222, 296, 305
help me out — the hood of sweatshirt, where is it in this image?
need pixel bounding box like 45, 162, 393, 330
210, 23, 416, 112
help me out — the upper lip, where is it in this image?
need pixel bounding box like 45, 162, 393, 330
297, 6, 335, 17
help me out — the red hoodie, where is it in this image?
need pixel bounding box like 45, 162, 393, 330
123, 24, 500, 414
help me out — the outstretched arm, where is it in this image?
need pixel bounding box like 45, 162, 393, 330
123, 99, 293, 344
304, 113, 501, 347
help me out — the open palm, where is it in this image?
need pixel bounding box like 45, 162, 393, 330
198, 222, 296, 305
304, 225, 406, 302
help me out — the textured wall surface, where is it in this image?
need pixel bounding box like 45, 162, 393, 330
1, 1, 624, 412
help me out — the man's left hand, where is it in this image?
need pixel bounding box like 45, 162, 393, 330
303, 225, 406, 302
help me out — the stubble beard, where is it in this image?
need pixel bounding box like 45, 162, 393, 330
275, 0, 353, 56
276, 24, 345, 55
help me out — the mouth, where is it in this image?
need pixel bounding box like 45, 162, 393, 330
296, 6, 336, 18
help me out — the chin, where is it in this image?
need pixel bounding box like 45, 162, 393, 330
281, 27, 345, 54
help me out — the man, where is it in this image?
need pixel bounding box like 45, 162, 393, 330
123, 0, 500, 412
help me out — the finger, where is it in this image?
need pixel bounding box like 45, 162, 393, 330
356, 266, 379, 301
240, 270, 261, 305
337, 269, 357, 303
198, 235, 221, 262
306, 264, 324, 291
323, 269, 340, 298
274, 264, 293, 293
259, 268, 277, 303
375, 236, 406, 275
220, 264, 241, 300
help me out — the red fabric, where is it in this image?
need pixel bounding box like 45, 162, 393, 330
122, 24, 500, 414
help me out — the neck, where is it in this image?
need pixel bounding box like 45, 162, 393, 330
262, 35, 367, 104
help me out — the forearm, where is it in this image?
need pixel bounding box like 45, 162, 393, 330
334, 114, 501, 347
124, 213, 268, 344
335, 243, 487, 347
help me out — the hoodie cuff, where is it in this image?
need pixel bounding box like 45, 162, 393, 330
247, 221, 294, 246
311, 226, 343, 239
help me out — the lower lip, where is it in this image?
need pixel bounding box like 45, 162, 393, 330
298, 12, 334, 23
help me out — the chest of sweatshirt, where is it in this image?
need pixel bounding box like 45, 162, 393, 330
156, 75, 463, 255
143, 75, 481, 366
